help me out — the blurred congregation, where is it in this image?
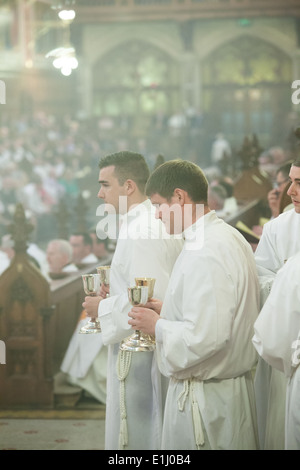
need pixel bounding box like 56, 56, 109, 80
1, 0, 300, 452
0, 108, 297, 271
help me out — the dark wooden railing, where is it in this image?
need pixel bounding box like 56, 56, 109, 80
226, 198, 263, 234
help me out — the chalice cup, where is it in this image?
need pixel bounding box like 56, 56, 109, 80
97, 265, 110, 297
79, 273, 102, 334
135, 277, 156, 348
120, 285, 156, 352
135, 277, 156, 299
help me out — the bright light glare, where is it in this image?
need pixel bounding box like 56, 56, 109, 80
61, 66, 72, 76
58, 10, 76, 21
69, 57, 78, 69
46, 45, 78, 75
53, 58, 63, 68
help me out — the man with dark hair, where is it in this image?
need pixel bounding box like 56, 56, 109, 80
98, 150, 150, 194
83, 150, 183, 450
146, 158, 208, 202
89, 229, 111, 261
69, 231, 98, 265
207, 184, 227, 217
128, 159, 260, 450
253, 158, 300, 450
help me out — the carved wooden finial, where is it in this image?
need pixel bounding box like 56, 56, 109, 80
236, 134, 263, 170
7, 203, 34, 254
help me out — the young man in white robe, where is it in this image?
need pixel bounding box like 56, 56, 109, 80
128, 159, 260, 450
252, 250, 300, 450
83, 151, 183, 450
253, 159, 300, 450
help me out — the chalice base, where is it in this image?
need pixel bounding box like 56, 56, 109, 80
79, 318, 101, 334
120, 331, 155, 352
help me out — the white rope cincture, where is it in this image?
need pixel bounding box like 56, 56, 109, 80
190, 380, 205, 448
291, 328, 300, 378
177, 378, 205, 449
116, 349, 132, 449
177, 378, 190, 411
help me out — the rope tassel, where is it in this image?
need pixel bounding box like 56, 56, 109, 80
177, 379, 205, 449
191, 398, 205, 448
190, 381, 205, 448
117, 349, 132, 449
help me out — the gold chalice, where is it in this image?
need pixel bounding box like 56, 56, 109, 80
120, 280, 156, 352
135, 277, 156, 299
97, 265, 110, 297
79, 273, 102, 334
135, 277, 156, 348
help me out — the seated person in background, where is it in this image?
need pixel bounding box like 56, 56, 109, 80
207, 184, 227, 218
59, 309, 108, 405
89, 229, 110, 261
258, 151, 275, 179
217, 177, 238, 216
56, 233, 108, 403
267, 162, 292, 219
69, 231, 99, 265
46, 239, 78, 275
1, 235, 15, 261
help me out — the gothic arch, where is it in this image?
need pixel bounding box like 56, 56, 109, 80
200, 33, 293, 148
87, 26, 182, 68
91, 38, 180, 118
196, 23, 296, 61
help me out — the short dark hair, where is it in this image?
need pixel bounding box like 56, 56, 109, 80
292, 159, 300, 169
277, 161, 293, 177
71, 232, 93, 246
89, 229, 110, 249
146, 159, 208, 203
99, 150, 150, 193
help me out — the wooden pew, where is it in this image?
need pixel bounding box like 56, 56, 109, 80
0, 259, 114, 408
233, 167, 272, 203
49, 263, 103, 372
50, 257, 112, 370
225, 198, 262, 230
225, 198, 266, 247
0, 203, 112, 408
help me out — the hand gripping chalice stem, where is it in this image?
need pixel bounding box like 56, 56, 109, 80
79, 273, 102, 334
97, 265, 111, 298
120, 277, 156, 352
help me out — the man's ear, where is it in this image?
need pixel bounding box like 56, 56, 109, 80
125, 179, 136, 195
173, 188, 186, 206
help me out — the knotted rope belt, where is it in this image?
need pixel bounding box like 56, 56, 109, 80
177, 378, 205, 449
